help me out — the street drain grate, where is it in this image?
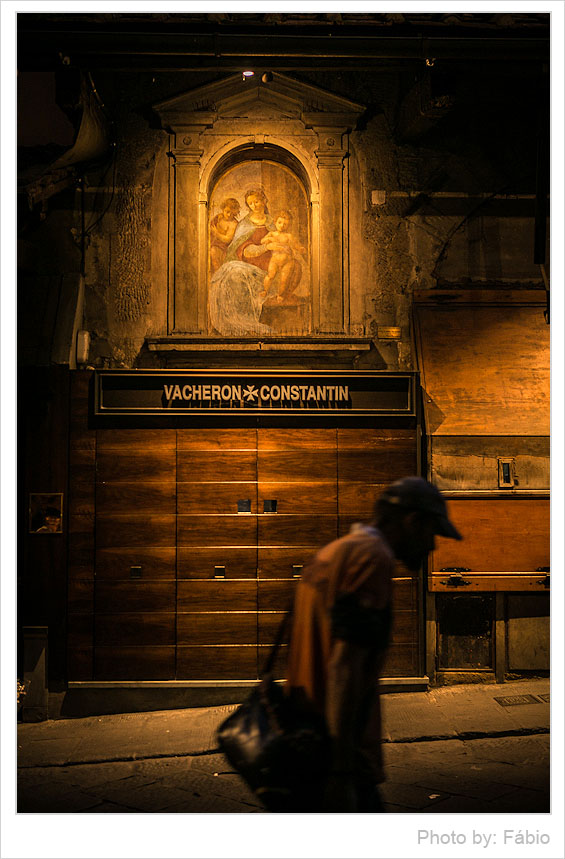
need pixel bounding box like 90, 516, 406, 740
494, 694, 543, 707
538, 693, 550, 703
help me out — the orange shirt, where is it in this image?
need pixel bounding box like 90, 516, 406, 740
286, 523, 394, 714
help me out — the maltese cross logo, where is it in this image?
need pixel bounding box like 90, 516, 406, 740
243, 384, 259, 402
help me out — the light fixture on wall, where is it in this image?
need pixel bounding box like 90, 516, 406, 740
242, 70, 254, 81
261, 71, 273, 83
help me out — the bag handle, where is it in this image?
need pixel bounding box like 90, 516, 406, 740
260, 599, 294, 677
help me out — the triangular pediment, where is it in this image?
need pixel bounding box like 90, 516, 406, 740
154, 71, 365, 131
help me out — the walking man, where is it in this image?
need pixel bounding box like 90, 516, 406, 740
286, 476, 462, 812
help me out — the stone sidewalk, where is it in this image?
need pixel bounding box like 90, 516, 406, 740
17, 678, 551, 813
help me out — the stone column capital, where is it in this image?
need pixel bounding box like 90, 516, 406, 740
172, 150, 204, 167
315, 149, 348, 169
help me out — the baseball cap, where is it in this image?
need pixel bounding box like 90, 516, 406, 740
379, 476, 462, 540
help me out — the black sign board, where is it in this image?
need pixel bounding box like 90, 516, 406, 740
94, 371, 416, 417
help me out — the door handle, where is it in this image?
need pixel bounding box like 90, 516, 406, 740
214, 565, 226, 579
292, 565, 303, 578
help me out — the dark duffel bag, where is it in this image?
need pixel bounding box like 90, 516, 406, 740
217, 611, 329, 811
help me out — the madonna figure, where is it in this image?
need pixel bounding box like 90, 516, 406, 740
208, 187, 302, 335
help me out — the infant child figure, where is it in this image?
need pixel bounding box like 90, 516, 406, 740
259, 211, 305, 302
210, 198, 240, 273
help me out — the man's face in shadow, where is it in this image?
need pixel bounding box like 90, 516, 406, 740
393, 511, 438, 572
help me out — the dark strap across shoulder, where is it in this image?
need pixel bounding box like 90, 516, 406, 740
260, 600, 294, 676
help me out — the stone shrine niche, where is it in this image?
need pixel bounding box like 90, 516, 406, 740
153, 72, 364, 338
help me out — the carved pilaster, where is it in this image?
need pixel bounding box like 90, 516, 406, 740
313, 134, 348, 332
170, 139, 205, 333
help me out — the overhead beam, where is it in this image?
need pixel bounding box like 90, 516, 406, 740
17, 31, 549, 71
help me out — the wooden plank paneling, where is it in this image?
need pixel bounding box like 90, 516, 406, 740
337, 429, 417, 451
431, 498, 550, 573
390, 611, 419, 644
97, 514, 176, 548
67, 647, 93, 680
257, 579, 297, 611
95, 647, 175, 680
257, 645, 288, 679
178, 429, 257, 450
177, 451, 256, 482
259, 515, 337, 546
178, 547, 257, 579
338, 450, 417, 483
392, 578, 418, 611
414, 304, 550, 437
258, 428, 336, 450
95, 582, 176, 613
95, 614, 175, 646
69, 448, 96, 514
70, 447, 96, 468
257, 547, 316, 579
83, 418, 424, 682
338, 516, 366, 538
177, 613, 257, 645
178, 482, 258, 514
177, 580, 257, 611
258, 482, 337, 514
381, 644, 419, 676
68, 580, 94, 613
176, 646, 257, 679
68, 614, 93, 648
69, 564, 95, 581
258, 612, 288, 645
68, 533, 95, 568
96, 547, 176, 580
337, 432, 417, 527
96, 450, 176, 482
68, 514, 94, 567
97, 429, 176, 450
177, 515, 257, 546
258, 451, 336, 482
96, 482, 176, 514
338, 483, 390, 516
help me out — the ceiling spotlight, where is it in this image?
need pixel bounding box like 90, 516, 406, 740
242, 70, 254, 80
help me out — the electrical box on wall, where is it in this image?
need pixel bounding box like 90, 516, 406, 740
498, 457, 517, 488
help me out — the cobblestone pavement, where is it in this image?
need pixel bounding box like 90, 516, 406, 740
17, 733, 549, 814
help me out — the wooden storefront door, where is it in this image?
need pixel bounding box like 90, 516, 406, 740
68, 381, 420, 682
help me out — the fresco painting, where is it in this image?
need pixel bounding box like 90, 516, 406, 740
208, 161, 311, 336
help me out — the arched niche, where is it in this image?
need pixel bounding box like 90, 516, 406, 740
203, 143, 316, 337
205, 142, 315, 199
153, 72, 364, 338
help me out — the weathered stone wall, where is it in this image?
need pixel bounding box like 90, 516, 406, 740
74, 68, 545, 370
